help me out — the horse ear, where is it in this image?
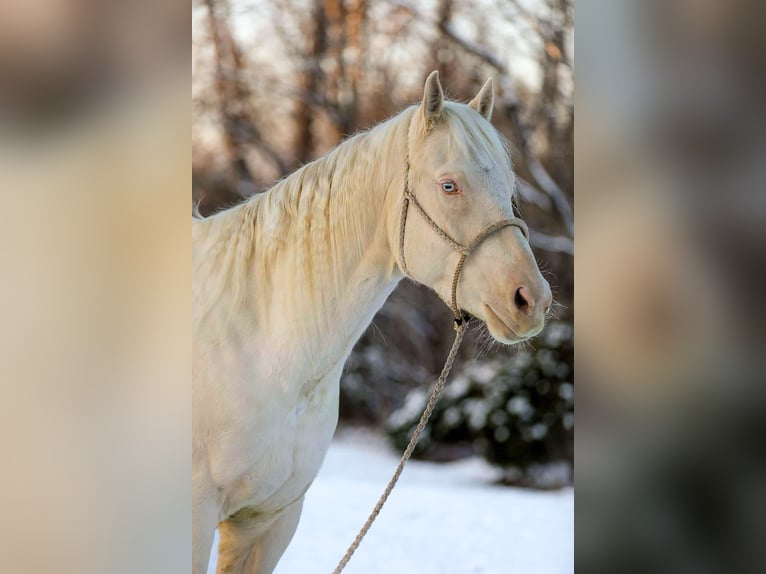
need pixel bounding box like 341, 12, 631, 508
421, 70, 444, 129
469, 77, 494, 121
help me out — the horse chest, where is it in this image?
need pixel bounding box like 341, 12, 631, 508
216, 361, 342, 519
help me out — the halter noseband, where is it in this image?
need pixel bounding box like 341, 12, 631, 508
398, 151, 530, 327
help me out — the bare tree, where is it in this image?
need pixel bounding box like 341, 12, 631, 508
294, 0, 369, 162
204, 0, 287, 194
393, 0, 574, 246
195, 0, 573, 248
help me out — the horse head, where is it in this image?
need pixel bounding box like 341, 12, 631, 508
399, 71, 552, 343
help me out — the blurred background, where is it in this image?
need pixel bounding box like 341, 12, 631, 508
192, 0, 575, 490
577, 1, 766, 573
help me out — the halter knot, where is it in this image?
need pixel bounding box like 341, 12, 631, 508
453, 313, 471, 330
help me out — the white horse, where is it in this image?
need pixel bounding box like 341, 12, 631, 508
193, 71, 552, 574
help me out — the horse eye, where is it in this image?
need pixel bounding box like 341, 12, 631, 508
441, 180, 459, 194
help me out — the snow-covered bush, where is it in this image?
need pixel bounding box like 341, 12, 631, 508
387, 322, 574, 487
340, 343, 432, 424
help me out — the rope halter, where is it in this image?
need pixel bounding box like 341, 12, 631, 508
397, 152, 530, 327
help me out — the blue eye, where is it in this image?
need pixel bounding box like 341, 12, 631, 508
441, 180, 458, 194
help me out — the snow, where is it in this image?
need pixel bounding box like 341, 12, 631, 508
208, 429, 573, 573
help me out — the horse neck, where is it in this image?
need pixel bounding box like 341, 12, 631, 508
245, 110, 412, 364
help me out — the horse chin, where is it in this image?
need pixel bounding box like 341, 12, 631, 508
479, 304, 524, 345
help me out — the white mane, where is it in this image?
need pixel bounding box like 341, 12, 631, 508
193, 108, 411, 330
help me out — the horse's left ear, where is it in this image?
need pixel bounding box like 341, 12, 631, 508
421, 70, 444, 130
469, 77, 495, 121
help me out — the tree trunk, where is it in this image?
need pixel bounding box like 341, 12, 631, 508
205, 0, 286, 193
295, 0, 328, 164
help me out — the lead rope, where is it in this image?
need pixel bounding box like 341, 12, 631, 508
331, 137, 529, 574
330, 321, 467, 574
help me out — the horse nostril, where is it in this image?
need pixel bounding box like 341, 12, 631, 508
514, 286, 532, 313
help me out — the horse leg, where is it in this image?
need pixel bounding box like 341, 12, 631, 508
193, 480, 219, 574
245, 497, 305, 574
217, 497, 304, 574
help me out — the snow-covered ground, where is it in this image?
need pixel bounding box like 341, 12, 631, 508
208, 429, 573, 573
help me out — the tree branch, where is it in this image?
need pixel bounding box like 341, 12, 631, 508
438, 25, 574, 237
528, 230, 574, 255
388, 0, 574, 238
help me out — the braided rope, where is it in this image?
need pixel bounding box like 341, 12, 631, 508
398, 157, 412, 278
331, 321, 468, 574
449, 219, 529, 319
406, 191, 470, 255
449, 252, 469, 320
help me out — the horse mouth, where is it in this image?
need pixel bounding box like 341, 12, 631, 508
482, 304, 521, 344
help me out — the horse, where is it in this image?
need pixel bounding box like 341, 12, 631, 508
192, 71, 552, 574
